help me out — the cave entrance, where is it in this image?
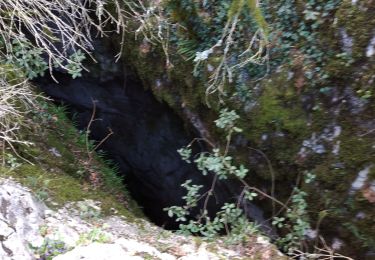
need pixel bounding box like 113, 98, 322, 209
36, 66, 229, 229
35, 39, 267, 231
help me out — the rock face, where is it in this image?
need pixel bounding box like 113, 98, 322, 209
0, 179, 46, 260
111, 1, 375, 257
53, 239, 215, 260
0, 178, 285, 260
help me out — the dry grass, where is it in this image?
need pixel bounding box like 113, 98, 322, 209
0, 0, 173, 159
0, 65, 35, 163
0, 0, 127, 68
0, 0, 176, 160
0, 0, 129, 161
193, 10, 269, 106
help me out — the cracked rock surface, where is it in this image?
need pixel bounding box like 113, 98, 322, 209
0, 178, 285, 260
0, 179, 46, 260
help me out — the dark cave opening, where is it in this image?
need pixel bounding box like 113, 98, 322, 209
36, 70, 243, 229
35, 38, 267, 231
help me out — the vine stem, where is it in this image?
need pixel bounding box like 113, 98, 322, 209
86, 99, 113, 164
198, 173, 218, 223
238, 178, 288, 210
248, 147, 276, 215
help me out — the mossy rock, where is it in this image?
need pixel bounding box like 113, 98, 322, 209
336, 0, 375, 60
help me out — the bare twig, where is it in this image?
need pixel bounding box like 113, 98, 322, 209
192, 7, 269, 105
85, 99, 113, 163
0, 66, 36, 164
248, 147, 276, 215
0, 0, 127, 72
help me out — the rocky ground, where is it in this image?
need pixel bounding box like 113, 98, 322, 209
0, 178, 285, 260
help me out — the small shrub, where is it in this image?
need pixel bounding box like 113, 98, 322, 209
32, 238, 70, 260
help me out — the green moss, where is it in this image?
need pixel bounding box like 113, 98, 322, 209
251, 88, 307, 138
238, 71, 309, 176
0, 163, 142, 222
0, 63, 26, 83
336, 0, 375, 60
15, 126, 77, 177
339, 134, 374, 168
369, 167, 375, 180
0, 164, 79, 205
47, 133, 75, 162
300, 113, 375, 253
102, 3, 375, 255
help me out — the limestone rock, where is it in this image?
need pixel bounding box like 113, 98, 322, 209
0, 179, 46, 260
0, 178, 285, 260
